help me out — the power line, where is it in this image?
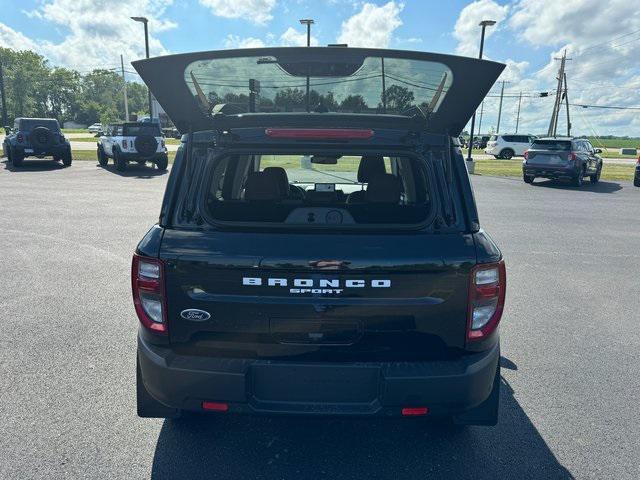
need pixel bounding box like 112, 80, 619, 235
570, 103, 640, 110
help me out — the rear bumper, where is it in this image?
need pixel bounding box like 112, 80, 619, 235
14, 144, 69, 156
523, 164, 579, 179
119, 151, 167, 161
138, 334, 500, 417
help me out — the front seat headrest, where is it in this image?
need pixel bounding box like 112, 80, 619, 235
365, 174, 402, 204
357, 155, 386, 183
244, 171, 283, 201
263, 167, 289, 196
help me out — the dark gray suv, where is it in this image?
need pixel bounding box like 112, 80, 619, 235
3, 118, 72, 167
523, 137, 602, 187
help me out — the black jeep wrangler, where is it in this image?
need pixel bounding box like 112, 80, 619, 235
3, 118, 72, 167
132, 47, 507, 426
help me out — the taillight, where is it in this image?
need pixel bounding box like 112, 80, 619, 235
17, 133, 24, 143
265, 128, 374, 140
122, 139, 128, 149
467, 260, 506, 341
636, 156, 640, 165
131, 254, 167, 334
568, 152, 577, 161
523, 150, 529, 160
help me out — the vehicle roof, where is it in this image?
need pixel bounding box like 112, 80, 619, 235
17, 117, 59, 122
535, 136, 574, 141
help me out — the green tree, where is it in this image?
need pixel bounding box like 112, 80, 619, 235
381, 84, 415, 113
340, 94, 368, 113
45, 68, 81, 123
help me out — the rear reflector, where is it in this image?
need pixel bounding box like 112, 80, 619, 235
401, 407, 429, 416
265, 128, 374, 140
202, 401, 229, 412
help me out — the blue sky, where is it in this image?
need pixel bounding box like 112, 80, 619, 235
1, 0, 639, 135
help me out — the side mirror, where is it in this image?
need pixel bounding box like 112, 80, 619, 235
594, 148, 602, 154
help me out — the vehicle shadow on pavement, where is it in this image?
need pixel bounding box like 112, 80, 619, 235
2, 159, 67, 172
532, 179, 623, 193
98, 163, 168, 179
150, 374, 574, 480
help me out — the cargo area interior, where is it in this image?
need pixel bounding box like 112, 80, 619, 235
204, 152, 433, 225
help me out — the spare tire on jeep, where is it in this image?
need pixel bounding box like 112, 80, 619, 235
29, 126, 54, 149
134, 135, 158, 157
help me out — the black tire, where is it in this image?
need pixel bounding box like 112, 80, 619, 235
5, 144, 11, 163
97, 146, 108, 167
500, 149, 514, 160
114, 149, 127, 172
590, 164, 601, 184
493, 155, 500, 159
134, 134, 158, 157
29, 126, 54, 149
634, 173, 640, 187
62, 149, 72, 167
12, 148, 23, 167
572, 169, 584, 187
523, 174, 534, 184
156, 154, 168, 171
137, 357, 181, 419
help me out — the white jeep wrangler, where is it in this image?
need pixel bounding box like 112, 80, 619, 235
97, 122, 168, 172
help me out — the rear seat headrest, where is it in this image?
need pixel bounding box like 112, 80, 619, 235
365, 174, 402, 204
244, 171, 284, 201
263, 167, 289, 196
357, 155, 386, 183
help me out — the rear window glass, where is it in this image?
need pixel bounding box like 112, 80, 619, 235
185, 55, 453, 116
20, 119, 60, 131
531, 140, 571, 151
203, 153, 433, 227
489, 135, 497, 141
123, 124, 161, 136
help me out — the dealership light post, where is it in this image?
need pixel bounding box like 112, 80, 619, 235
466, 20, 496, 170
299, 19, 314, 112
131, 16, 153, 119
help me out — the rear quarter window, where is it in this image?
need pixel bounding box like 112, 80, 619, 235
20, 119, 60, 131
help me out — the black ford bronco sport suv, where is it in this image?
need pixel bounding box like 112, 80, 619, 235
3, 117, 72, 167
132, 47, 507, 426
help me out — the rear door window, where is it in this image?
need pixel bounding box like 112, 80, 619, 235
20, 119, 60, 131
203, 152, 434, 228
531, 140, 571, 151
123, 124, 161, 136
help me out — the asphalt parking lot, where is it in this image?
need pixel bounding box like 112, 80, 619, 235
0, 159, 639, 479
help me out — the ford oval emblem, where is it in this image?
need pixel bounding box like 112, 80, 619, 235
180, 309, 211, 321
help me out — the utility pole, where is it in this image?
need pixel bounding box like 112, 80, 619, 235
120, 55, 129, 121
466, 19, 496, 164
563, 72, 571, 137
299, 19, 314, 112
0, 60, 8, 127
477, 101, 484, 137
496, 80, 509, 134
547, 50, 571, 137
515, 91, 522, 133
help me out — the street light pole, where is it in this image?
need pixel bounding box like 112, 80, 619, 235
131, 16, 153, 120
466, 20, 496, 165
299, 19, 314, 112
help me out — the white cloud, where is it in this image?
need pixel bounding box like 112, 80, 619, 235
0, 23, 38, 51
279, 27, 319, 46
5, 0, 176, 71
337, 1, 403, 48
198, 0, 277, 24
223, 35, 266, 48
454, 0, 508, 57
